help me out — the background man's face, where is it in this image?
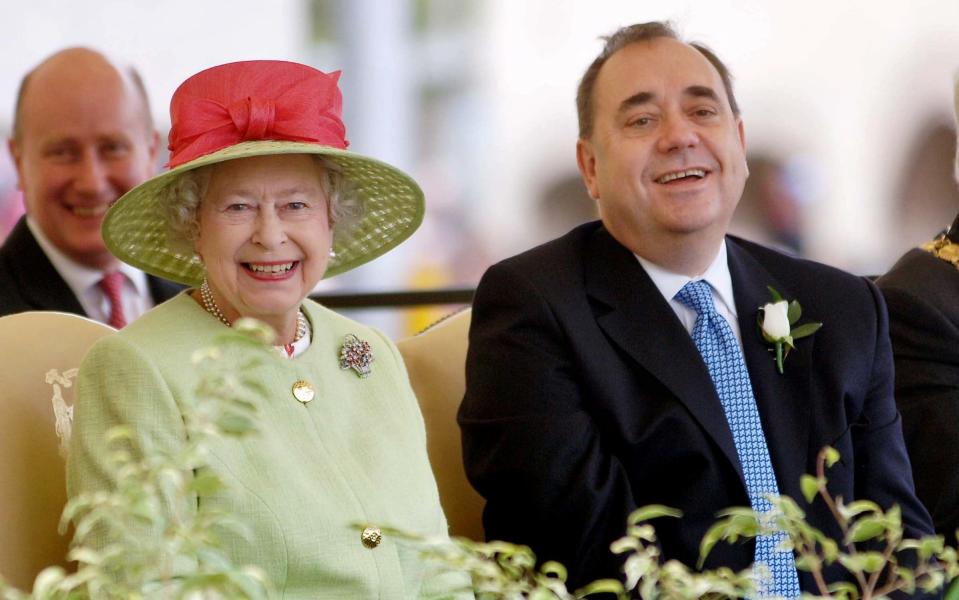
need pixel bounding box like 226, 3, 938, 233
578, 37, 747, 255
11, 58, 157, 270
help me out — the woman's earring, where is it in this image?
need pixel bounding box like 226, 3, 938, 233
329, 247, 337, 258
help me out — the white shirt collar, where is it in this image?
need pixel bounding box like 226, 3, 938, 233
27, 216, 150, 299
634, 239, 737, 317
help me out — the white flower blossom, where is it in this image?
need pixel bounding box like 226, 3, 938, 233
761, 300, 791, 340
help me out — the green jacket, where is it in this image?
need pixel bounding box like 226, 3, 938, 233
67, 293, 464, 598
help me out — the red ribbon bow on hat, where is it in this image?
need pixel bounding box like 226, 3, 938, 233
166, 61, 349, 168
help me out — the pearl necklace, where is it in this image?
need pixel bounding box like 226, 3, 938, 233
199, 280, 308, 343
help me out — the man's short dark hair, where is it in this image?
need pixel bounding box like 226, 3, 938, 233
575, 21, 740, 139
11, 56, 154, 143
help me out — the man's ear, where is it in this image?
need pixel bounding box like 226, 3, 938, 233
737, 119, 749, 178
576, 138, 601, 200
8, 138, 24, 192
147, 129, 161, 167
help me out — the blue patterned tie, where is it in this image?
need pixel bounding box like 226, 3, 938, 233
675, 280, 800, 599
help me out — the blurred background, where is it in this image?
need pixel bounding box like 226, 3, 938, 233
2, 0, 958, 334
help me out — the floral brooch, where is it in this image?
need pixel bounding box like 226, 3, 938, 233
339, 334, 374, 378
757, 286, 822, 374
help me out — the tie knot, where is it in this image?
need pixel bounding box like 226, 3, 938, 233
98, 272, 124, 294
674, 280, 717, 317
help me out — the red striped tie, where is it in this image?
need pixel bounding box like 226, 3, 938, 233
98, 272, 127, 329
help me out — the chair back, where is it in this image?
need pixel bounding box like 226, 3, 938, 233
0, 311, 114, 591
397, 309, 485, 540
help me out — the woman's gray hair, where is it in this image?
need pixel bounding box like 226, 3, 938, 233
162, 154, 363, 246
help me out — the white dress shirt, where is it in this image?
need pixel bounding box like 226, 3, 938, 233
634, 240, 744, 350
27, 217, 153, 324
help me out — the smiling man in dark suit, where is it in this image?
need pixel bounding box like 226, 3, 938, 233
459, 22, 933, 596
0, 48, 181, 325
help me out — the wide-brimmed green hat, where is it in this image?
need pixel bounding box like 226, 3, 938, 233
103, 60, 424, 287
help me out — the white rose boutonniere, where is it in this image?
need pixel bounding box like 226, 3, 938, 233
757, 286, 822, 374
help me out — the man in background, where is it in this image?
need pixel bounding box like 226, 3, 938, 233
877, 79, 959, 543
0, 47, 181, 326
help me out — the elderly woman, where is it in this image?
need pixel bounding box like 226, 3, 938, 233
66, 60, 462, 598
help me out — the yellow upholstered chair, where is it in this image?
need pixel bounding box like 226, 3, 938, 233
397, 308, 485, 541
0, 311, 115, 591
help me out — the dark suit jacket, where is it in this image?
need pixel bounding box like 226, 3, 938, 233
878, 246, 959, 542
0, 216, 183, 319
460, 221, 933, 592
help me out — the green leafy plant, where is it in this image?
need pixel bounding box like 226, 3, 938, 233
366, 525, 576, 599
363, 504, 757, 600
370, 447, 957, 600
0, 319, 276, 600
703, 446, 959, 599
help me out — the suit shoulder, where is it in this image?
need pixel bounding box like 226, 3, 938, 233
484, 221, 598, 285
878, 247, 953, 292
878, 248, 959, 326
731, 236, 869, 290
115, 292, 210, 353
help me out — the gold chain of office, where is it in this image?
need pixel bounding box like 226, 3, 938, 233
922, 234, 959, 267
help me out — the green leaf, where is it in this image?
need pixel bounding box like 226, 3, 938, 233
944, 576, 959, 600
791, 322, 823, 340
823, 446, 841, 468
837, 499, 881, 521
627, 504, 682, 525
787, 300, 801, 324
838, 553, 865, 574
840, 555, 893, 584
917, 535, 946, 561
887, 503, 903, 532
191, 472, 225, 496
827, 580, 860, 598
821, 538, 840, 563
800, 474, 821, 504
896, 566, 917, 595
698, 522, 728, 568
715, 506, 762, 520
767, 286, 783, 302
794, 554, 821, 572
921, 570, 946, 592
845, 516, 888, 543
575, 578, 625, 597
609, 536, 640, 555
540, 560, 568, 580
625, 523, 656, 542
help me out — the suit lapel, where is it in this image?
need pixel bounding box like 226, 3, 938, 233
1, 218, 87, 315
584, 228, 745, 486
727, 239, 812, 497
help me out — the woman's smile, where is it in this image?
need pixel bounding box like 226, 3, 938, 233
243, 260, 300, 281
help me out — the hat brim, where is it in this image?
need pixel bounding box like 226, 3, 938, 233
103, 140, 424, 286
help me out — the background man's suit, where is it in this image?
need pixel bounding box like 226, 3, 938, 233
0, 217, 182, 318
460, 221, 933, 590
878, 242, 959, 541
